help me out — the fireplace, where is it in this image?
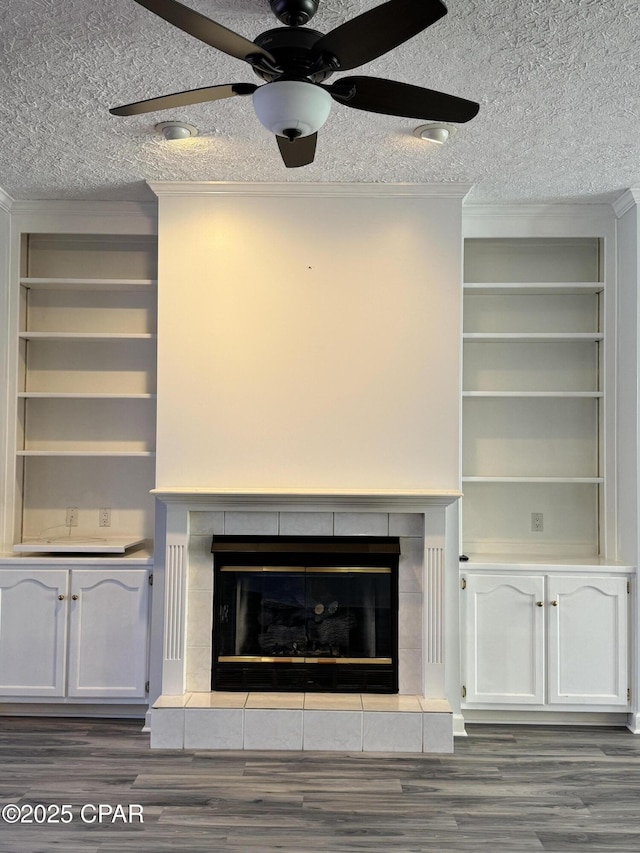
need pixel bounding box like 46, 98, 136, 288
211, 536, 399, 693
149, 495, 460, 752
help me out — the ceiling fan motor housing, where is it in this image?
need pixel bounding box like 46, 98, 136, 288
252, 28, 334, 83
269, 0, 319, 26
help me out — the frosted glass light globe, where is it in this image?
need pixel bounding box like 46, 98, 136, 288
253, 80, 332, 139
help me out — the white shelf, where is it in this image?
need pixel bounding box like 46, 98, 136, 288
462, 391, 602, 398
0, 550, 153, 566
19, 331, 156, 341
463, 282, 603, 295
463, 332, 603, 342
17, 451, 155, 457
18, 392, 156, 399
462, 237, 604, 561
14, 232, 158, 548
463, 476, 603, 484
13, 536, 146, 554
20, 277, 156, 291
461, 554, 633, 570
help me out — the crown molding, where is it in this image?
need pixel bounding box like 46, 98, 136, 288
462, 201, 616, 239
8, 199, 158, 236
147, 181, 474, 199
10, 199, 157, 218
0, 187, 14, 213
612, 189, 640, 219
463, 201, 614, 219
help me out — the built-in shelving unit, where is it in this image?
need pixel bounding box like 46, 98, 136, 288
459, 233, 635, 718
14, 234, 157, 551
462, 237, 603, 559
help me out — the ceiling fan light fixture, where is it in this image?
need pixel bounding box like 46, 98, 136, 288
253, 81, 332, 139
109, 0, 479, 169
155, 121, 199, 140
413, 123, 457, 145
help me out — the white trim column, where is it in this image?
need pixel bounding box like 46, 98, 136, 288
424, 506, 446, 698
161, 508, 189, 695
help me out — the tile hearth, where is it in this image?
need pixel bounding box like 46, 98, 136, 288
152, 692, 453, 753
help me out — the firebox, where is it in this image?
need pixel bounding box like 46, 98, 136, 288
211, 536, 400, 692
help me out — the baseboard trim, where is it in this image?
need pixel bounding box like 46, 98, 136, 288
0, 703, 148, 719
626, 712, 640, 734
461, 709, 629, 727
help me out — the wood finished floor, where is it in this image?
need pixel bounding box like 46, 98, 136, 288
1, 718, 640, 852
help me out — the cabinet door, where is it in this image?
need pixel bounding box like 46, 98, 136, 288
547, 576, 628, 706
0, 570, 68, 696
67, 569, 149, 698
463, 573, 545, 705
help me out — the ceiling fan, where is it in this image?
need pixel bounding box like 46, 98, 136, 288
110, 0, 479, 167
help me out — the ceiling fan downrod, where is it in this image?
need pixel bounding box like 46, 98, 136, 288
269, 0, 319, 26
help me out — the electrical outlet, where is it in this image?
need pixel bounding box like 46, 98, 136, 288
99, 507, 111, 528
66, 507, 79, 527
531, 512, 544, 533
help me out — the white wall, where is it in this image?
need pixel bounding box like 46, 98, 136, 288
614, 194, 640, 731
0, 192, 12, 549
153, 185, 466, 492
616, 200, 639, 564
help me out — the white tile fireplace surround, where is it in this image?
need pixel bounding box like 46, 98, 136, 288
150, 491, 461, 753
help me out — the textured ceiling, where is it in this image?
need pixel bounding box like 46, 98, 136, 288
1, 0, 638, 203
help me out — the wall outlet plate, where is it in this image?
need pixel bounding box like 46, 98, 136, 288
531, 512, 544, 533
99, 507, 111, 527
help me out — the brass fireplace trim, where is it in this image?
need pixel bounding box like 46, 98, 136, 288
217, 656, 393, 664
219, 566, 392, 574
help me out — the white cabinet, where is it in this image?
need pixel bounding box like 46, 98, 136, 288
462, 572, 629, 709
547, 575, 629, 705
461, 572, 545, 705
0, 567, 149, 700
14, 234, 157, 550
0, 570, 68, 696
462, 237, 603, 558
67, 569, 150, 698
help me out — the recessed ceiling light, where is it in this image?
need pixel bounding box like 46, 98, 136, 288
155, 121, 199, 140
413, 123, 457, 145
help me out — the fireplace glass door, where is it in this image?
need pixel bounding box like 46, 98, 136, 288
211, 537, 399, 692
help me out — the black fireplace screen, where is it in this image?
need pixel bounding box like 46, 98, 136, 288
211, 536, 399, 692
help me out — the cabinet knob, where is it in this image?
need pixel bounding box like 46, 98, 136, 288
71, 594, 78, 601
536, 601, 543, 607
58, 594, 65, 601
551, 600, 558, 606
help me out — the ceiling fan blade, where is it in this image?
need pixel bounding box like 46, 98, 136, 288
276, 133, 318, 167
327, 76, 479, 122
110, 83, 257, 116
311, 0, 447, 71
132, 0, 275, 64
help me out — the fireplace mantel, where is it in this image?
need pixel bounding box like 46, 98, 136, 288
152, 488, 461, 512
